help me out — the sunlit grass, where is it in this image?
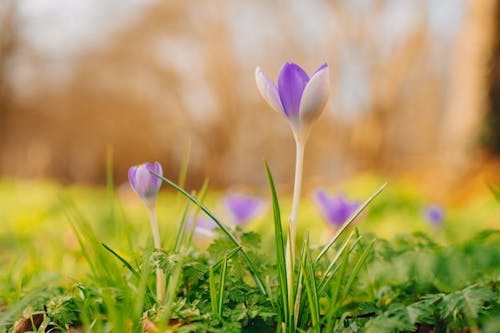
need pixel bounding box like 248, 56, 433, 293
0, 176, 499, 331
1, 176, 497, 280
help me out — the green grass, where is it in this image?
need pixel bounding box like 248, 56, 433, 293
0, 175, 499, 332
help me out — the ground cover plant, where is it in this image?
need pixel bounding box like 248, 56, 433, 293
0, 176, 498, 332
0, 62, 499, 332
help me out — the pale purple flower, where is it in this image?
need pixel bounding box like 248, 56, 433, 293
186, 214, 217, 237
424, 204, 444, 226
255, 62, 330, 135
224, 193, 264, 225
128, 162, 162, 208
314, 190, 360, 227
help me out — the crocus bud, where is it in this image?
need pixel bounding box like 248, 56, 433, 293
255, 62, 330, 140
128, 162, 162, 209
314, 190, 360, 227
224, 193, 264, 225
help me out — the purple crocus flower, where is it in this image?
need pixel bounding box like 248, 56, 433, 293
129, 161, 164, 300
255, 62, 330, 136
424, 204, 444, 226
225, 193, 264, 225
314, 190, 360, 227
128, 162, 162, 208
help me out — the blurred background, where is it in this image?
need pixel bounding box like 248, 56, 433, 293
0, 0, 499, 195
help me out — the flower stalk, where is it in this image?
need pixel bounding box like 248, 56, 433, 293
128, 161, 165, 302
148, 208, 166, 302
256, 62, 330, 330
255, 62, 329, 255
289, 136, 305, 262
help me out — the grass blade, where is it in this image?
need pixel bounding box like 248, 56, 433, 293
217, 255, 228, 318
212, 247, 241, 269
209, 267, 218, 317
264, 162, 289, 325
323, 240, 350, 331
303, 238, 320, 331
184, 180, 210, 248
338, 240, 375, 306
101, 242, 140, 278
173, 201, 191, 253
324, 240, 375, 331
317, 233, 359, 294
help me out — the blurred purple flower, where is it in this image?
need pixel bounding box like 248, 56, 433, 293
187, 215, 217, 237
314, 190, 360, 227
255, 62, 329, 134
225, 193, 264, 225
128, 161, 162, 208
424, 204, 444, 225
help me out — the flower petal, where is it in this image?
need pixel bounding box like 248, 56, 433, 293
311, 63, 328, 76
154, 161, 163, 176
278, 63, 309, 117
128, 166, 138, 190
255, 67, 285, 114
314, 190, 359, 226
225, 193, 263, 224
314, 189, 330, 209
152, 161, 163, 190
135, 164, 153, 197
299, 63, 329, 122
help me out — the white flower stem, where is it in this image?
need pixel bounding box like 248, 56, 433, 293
289, 138, 305, 260
148, 208, 166, 302
287, 135, 305, 328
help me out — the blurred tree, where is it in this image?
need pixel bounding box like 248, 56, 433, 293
0, 0, 497, 188
486, 0, 500, 154
0, 0, 16, 166
440, 0, 497, 168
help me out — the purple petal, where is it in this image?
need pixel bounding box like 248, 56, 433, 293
278, 63, 309, 117
315, 190, 330, 208
299, 63, 329, 121
151, 161, 163, 190
128, 166, 138, 190
255, 67, 285, 114
128, 162, 163, 206
134, 165, 153, 197
311, 63, 328, 76
315, 190, 359, 226
225, 193, 263, 224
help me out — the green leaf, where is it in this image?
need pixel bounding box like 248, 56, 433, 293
302, 238, 320, 331
441, 285, 495, 322
264, 162, 289, 326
